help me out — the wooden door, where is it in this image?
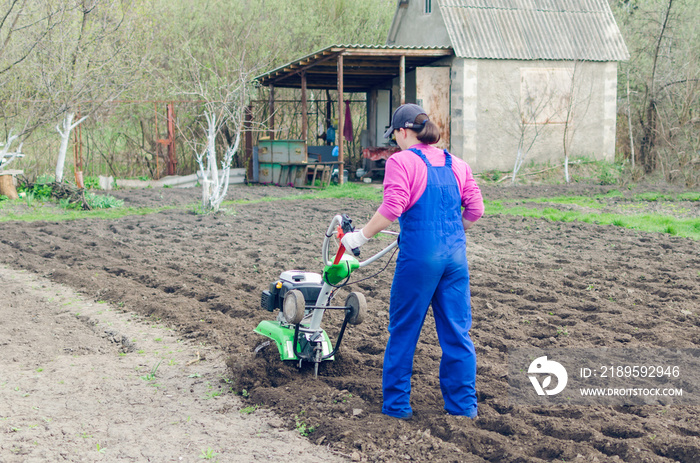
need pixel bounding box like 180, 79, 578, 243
416, 66, 450, 151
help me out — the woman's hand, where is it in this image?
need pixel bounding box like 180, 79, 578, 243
341, 229, 369, 254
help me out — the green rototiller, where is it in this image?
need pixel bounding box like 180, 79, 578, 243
256, 214, 398, 376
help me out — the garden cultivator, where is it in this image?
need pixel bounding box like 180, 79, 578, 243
256, 214, 397, 377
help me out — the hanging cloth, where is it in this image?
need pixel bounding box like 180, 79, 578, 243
343, 100, 354, 142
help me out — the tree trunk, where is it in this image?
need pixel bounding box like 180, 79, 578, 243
639, 101, 658, 173
55, 113, 75, 183
0, 174, 18, 199
638, 0, 674, 174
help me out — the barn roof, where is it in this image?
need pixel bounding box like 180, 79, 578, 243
408, 0, 629, 61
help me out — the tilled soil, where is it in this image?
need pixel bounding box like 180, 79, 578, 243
1, 183, 699, 462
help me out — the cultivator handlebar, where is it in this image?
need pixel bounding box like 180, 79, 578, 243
332, 213, 360, 265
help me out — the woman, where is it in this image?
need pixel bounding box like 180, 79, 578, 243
341, 104, 484, 420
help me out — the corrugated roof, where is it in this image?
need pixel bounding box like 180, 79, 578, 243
438, 0, 629, 61
255, 44, 453, 90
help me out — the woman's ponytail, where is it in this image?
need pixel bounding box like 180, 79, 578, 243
413, 114, 441, 145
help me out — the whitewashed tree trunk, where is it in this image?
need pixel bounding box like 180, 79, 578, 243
209, 131, 240, 211
0, 131, 23, 170
195, 110, 242, 212
55, 113, 87, 183
511, 147, 525, 183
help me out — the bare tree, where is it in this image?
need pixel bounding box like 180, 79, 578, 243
28, 0, 145, 183
561, 61, 595, 183
637, 0, 675, 173
509, 71, 556, 183
0, 0, 66, 76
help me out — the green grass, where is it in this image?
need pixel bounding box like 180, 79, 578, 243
2, 182, 697, 240
501, 190, 699, 209
221, 182, 383, 207
0, 204, 173, 222
485, 201, 700, 239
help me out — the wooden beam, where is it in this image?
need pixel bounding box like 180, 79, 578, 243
244, 104, 253, 182
337, 54, 344, 185
270, 52, 341, 86
400, 55, 406, 105
269, 85, 275, 140
301, 71, 308, 144
331, 48, 452, 57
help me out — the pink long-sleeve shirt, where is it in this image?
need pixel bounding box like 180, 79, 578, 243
377, 143, 484, 223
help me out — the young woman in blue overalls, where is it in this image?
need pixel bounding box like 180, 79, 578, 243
342, 104, 484, 419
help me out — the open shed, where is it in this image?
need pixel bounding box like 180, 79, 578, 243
254, 44, 453, 183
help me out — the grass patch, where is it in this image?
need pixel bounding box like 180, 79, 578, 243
221, 182, 383, 208
0, 205, 172, 222
496, 190, 700, 213
2, 181, 696, 240
485, 201, 700, 239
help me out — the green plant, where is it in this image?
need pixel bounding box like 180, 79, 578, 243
200, 448, 218, 460
294, 411, 316, 436
84, 192, 124, 209
140, 361, 162, 381
83, 176, 100, 189
240, 404, 259, 414
596, 161, 623, 185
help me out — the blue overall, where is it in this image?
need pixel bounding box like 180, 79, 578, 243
382, 148, 477, 419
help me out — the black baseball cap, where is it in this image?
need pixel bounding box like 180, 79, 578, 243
383, 104, 429, 138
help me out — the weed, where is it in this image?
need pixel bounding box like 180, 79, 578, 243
294, 411, 316, 436
200, 448, 218, 460
556, 327, 570, 337
240, 404, 259, 414
140, 361, 162, 381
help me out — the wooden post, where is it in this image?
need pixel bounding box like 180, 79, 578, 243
400, 55, 406, 105
154, 103, 160, 179
337, 54, 344, 185
166, 102, 177, 175
301, 71, 308, 144
244, 104, 254, 182
269, 85, 275, 141
74, 107, 84, 188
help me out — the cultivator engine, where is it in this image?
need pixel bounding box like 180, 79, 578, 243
255, 214, 397, 376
